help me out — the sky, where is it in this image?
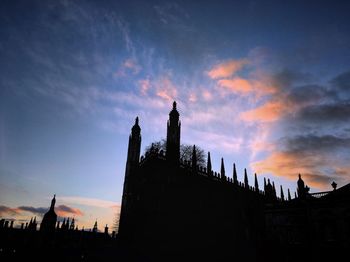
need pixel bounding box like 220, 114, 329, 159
1, 0, 350, 230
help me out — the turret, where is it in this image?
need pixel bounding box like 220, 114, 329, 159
166, 101, 181, 164
280, 185, 285, 201
297, 174, 310, 199
254, 173, 259, 191
265, 179, 277, 202
207, 152, 212, 175
288, 189, 292, 201
244, 168, 249, 189
221, 158, 226, 181
93, 220, 98, 233
233, 163, 238, 184
70, 218, 75, 230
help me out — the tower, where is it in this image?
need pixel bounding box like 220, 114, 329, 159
166, 101, 181, 164
40, 194, 57, 232
119, 117, 142, 237
297, 174, 309, 199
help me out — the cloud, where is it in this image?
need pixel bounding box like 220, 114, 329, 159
330, 70, 350, 94
207, 59, 248, 79
17, 206, 47, 215
139, 78, 151, 95
59, 196, 119, 209
295, 102, 350, 124
0, 204, 83, 218
253, 134, 350, 189
284, 134, 350, 154
155, 76, 178, 101
240, 100, 289, 123
115, 58, 141, 77
56, 205, 83, 217
0, 205, 20, 216
217, 77, 253, 94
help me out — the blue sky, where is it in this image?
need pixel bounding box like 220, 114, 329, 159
1, 0, 350, 230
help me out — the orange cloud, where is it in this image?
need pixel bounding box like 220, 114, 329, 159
240, 101, 285, 122
218, 77, 253, 94
252, 151, 335, 190
0, 205, 21, 216
207, 59, 248, 79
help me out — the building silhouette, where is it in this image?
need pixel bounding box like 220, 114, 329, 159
119, 101, 350, 261
1, 101, 349, 261
40, 194, 57, 232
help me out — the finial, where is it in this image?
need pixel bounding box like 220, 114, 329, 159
173, 101, 177, 109
135, 116, 139, 125
298, 173, 301, 179
331, 181, 337, 190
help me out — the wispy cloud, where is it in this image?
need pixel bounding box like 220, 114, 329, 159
207, 59, 248, 79
60, 196, 119, 210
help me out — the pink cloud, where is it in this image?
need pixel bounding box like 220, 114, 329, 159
114, 58, 141, 77
202, 90, 213, 101
207, 59, 248, 79
138, 79, 151, 95
155, 77, 177, 101
188, 93, 197, 103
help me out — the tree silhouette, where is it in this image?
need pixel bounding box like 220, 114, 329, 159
145, 139, 206, 166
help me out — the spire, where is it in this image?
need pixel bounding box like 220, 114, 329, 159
288, 188, 291, 201
173, 101, 177, 110
192, 145, 197, 172
233, 163, 238, 184
254, 173, 259, 191
280, 185, 285, 201
272, 182, 276, 197
93, 220, 98, 233
70, 218, 75, 230
131, 117, 141, 135
264, 177, 267, 191
221, 158, 226, 180
207, 152, 212, 175
244, 168, 249, 188
50, 194, 56, 211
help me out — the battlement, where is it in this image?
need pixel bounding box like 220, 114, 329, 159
139, 148, 279, 199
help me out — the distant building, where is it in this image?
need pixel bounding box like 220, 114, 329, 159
119, 101, 350, 261
40, 194, 57, 232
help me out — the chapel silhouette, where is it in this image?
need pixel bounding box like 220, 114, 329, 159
118, 101, 350, 261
